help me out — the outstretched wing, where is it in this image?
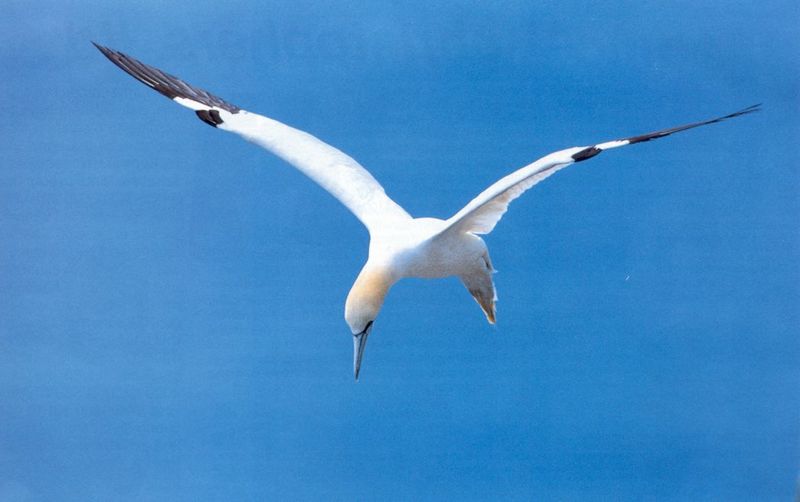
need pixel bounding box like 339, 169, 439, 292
93, 43, 411, 233
438, 105, 760, 236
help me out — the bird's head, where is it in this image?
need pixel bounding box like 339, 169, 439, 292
345, 265, 393, 381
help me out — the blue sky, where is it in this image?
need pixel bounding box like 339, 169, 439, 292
1, 1, 798, 500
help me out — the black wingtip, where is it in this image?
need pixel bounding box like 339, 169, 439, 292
722, 103, 762, 119
92, 42, 109, 59
93, 43, 241, 115
571, 104, 761, 163
92, 41, 113, 59
625, 104, 761, 145
741, 103, 762, 112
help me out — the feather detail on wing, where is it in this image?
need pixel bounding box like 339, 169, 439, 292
437, 105, 760, 237
442, 151, 578, 235
93, 43, 411, 233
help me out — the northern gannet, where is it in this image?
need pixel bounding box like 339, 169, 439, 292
93, 43, 759, 380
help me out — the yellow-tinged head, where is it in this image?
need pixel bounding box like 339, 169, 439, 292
345, 266, 393, 334
344, 265, 394, 380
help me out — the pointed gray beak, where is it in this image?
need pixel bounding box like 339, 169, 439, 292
353, 321, 374, 381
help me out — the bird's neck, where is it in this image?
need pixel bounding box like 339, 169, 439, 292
352, 264, 394, 303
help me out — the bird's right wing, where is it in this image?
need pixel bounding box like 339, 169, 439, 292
94, 43, 411, 233
436, 105, 760, 237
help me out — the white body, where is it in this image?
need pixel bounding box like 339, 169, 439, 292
370, 218, 487, 280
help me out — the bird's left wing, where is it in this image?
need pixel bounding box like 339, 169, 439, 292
93, 43, 411, 233
436, 105, 760, 237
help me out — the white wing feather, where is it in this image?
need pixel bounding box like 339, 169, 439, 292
439, 105, 761, 236
94, 43, 411, 234
442, 148, 583, 235
218, 110, 411, 231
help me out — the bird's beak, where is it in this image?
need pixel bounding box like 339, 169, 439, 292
353, 321, 374, 381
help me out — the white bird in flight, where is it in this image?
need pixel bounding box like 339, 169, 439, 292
94, 43, 759, 380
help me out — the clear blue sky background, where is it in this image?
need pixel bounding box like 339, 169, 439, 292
1, 1, 798, 500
